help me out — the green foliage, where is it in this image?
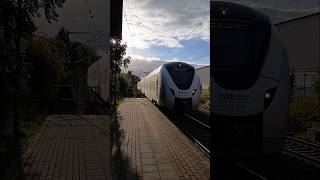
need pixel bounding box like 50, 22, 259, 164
0, 25, 99, 118
25, 36, 67, 110
289, 97, 320, 132
24, 30, 99, 112
27, 36, 67, 82
117, 71, 141, 98
110, 39, 131, 104
0, 0, 66, 41
0, 0, 67, 171
200, 89, 210, 104
110, 39, 131, 75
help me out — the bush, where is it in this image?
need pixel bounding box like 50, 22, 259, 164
200, 89, 210, 104
289, 97, 320, 132
117, 71, 140, 99
311, 68, 320, 97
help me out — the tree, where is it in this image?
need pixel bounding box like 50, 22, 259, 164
110, 39, 131, 105
0, 0, 66, 153
26, 36, 67, 110
118, 73, 130, 97
127, 70, 140, 88
116, 72, 141, 98
55, 27, 71, 48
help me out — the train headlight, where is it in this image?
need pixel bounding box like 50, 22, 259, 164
264, 87, 277, 109
264, 92, 271, 99
170, 88, 175, 96
192, 89, 196, 95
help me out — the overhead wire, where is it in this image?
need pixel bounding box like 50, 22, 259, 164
123, 6, 136, 56
126, 1, 144, 56
158, 0, 198, 57
162, 15, 209, 59
85, 0, 98, 28
82, 0, 107, 49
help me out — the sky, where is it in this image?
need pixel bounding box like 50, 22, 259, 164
122, 0, 319, 65
34, 0, 319, 66
122, 0, 210, 65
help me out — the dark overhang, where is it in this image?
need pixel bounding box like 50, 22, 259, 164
275, 12, 320, 26
110, 0, 123, 39
211, 1, 270, 24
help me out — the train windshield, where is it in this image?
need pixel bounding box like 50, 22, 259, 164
214, 31, 253, 70
165, 63, 195, 90
212, 19, 270, 90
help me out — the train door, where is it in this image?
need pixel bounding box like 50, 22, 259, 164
156, 76, 159, 100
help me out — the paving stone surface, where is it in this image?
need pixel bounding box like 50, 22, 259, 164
21, 114, 110, 180
118, 98, 210, 180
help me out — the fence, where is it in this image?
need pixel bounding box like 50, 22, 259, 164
290, 68, 319, 97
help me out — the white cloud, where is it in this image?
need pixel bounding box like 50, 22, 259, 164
129, 54, 175, 62
122, 0, 209, 50
128, 54, 209, 66
122, 55, 208, 78
129, 54, 145, 60
149, 57, 161, 61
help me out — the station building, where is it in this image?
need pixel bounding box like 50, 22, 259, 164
275, 12, 320, 97
196, 65, 210, 90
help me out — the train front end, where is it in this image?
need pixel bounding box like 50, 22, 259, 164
161, 62, 201, 111
211, 1, 289, 157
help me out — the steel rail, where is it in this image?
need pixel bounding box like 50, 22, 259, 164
184, 113, 211, 129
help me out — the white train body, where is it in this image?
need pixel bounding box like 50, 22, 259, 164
211, 1, 289, 155
138, 62, 201, 111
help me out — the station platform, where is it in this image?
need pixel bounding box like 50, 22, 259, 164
117, 98, 210, 180
20, 114, 110, 179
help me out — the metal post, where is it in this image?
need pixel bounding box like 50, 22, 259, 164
13, 0, 22, 153
77, 67, 80, 113
303, 73, 306, 97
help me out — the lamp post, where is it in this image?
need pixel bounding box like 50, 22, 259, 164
110, 38, 117, 107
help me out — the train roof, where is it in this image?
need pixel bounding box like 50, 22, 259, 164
163, 62, 194, 69
140, 65, 163, 80
211, 1, 270, 24
139, 62, 195, 81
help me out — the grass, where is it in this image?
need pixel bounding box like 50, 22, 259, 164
19, 114, 46, 147
200, 89, 210, 104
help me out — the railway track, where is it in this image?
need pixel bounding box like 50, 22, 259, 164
282, 136, 320, 167
162, 107, 319, 179
161, 110, 210, 157
165, 110, 269, 179
231, 136, 320, 179
183, 113, 210, 155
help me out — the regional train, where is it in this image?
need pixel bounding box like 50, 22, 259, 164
137, 62, 202, 111
211, 1, 289, 155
